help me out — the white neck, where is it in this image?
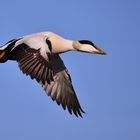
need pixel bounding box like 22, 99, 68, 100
48, 33, 74, 53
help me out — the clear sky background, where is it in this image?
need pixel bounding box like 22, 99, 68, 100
0, 0, 140, 140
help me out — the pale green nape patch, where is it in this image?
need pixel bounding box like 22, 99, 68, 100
72, 41, 82, 50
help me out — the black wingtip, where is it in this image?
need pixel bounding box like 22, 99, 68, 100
70, 108, 85, 118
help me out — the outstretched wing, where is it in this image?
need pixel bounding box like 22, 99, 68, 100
40, 54, 85, 117
11, 43, 85, 117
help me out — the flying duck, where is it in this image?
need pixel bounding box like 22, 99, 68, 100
0, 32, 106, 117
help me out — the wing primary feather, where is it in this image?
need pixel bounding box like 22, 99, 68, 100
24, 60, 39, 75
19, 56, 35, 70
34, 58, 44, 82
46, 84, 53, 96
50, 82, 58, 101
37, 63, 45, 83
72, 107, 78, 117
35, 63, 43, 82
29, 60, 42, 79
19, 54, 33, 63
20, 57, 37, 74
77, 108, 83, 118
42, 67, 48, 84
21, 56, 41, 75
66, 94, 72, 115
46, 68, 50, 84
25, 59, 40, 77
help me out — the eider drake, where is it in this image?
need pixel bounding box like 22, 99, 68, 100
0, 32, 106, 117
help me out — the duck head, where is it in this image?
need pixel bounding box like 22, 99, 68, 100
73, 40, 106, 55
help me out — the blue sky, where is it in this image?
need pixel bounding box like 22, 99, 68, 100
0, 0, 140, 140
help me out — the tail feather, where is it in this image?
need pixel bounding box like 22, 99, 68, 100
0, 49, 7, 63
0, 38, 21, 63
